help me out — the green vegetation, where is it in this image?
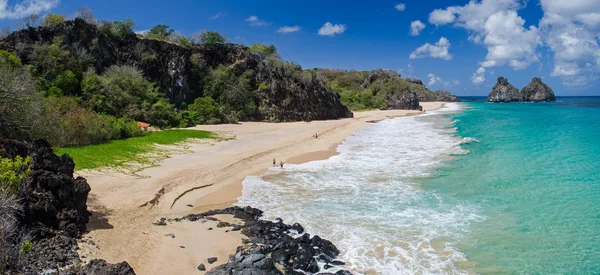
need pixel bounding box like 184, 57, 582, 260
0, 156, 31, 195
54, 130, 214, 170
199, 31, 226, 45
42, 14, 65, 28
19, 240, 32, 255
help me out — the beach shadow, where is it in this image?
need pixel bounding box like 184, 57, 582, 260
86, 194, 114, 231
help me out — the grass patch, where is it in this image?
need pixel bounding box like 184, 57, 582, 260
54, 130, 215, 171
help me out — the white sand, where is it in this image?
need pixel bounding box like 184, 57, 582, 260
77, 102, 446, 274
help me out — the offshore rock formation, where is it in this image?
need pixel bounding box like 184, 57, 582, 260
162, 207, 354, 275
521, 77, 556, 102
0, 19, 352, 122
488, 77, 523, 102
0, 139, 134, 274
389, 92, 422, 111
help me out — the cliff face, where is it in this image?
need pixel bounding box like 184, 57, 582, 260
521, 77, 556, 102
0, 19, 351, 122
488, 77, 523, 102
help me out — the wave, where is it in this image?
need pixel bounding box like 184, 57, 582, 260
462, 137, 481, 144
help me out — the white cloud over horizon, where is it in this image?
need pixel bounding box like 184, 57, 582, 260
0, 0, 58, 19
277, 25, 301, 34
318, 22, 346, 36
410, 20, 425, 36
409, 37, 452, 60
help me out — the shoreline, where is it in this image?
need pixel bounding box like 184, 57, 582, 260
76, 102, 447, 274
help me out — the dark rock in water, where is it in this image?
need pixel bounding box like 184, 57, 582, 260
291, 223, 304, 234
79, 259, 136, 275
521, 77, 556, 102
208, 257, 218, 264
488, 77, 523, 102
389, 92, 423, 111
198, 263, 206, 271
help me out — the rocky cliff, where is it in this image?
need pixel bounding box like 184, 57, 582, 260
488, 77, 523, 102
0, 19, 352, 122
521, 77, 556, 102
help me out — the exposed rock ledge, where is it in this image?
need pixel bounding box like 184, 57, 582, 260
488, 77, 523, 102
521, 77, 556, 102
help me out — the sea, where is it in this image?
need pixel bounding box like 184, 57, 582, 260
237, 97, 600, 274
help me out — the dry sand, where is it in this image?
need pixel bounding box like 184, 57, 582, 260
77, 102, 446, 274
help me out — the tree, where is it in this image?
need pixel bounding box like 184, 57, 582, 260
75, 7, 95, 23
21, 14, 39, 28
249, 43, 279, 60
199, 31, 226, 45
146, 24, 174, 40
42, 14, 65, 28
113, 19, 135, 36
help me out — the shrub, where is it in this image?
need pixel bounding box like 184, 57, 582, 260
189, 96, 221, 124
112, 19, 135, 37
42, 14, 65, 28
0, 156, 31, 195
19, 240, 32, 255
53, 70, 79, 95
145, 24, 174, 41
200, 31, 226, 45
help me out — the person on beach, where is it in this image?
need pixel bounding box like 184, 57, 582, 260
280, 161, 284, 169
273, 158, 276, 166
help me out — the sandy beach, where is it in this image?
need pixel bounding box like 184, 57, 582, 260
77, 102, 446, 274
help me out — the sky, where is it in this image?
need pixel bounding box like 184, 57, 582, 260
0, 0, 599, 96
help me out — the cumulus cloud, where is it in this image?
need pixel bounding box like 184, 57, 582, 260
472, 67, 486, 84
540, 0, 600, 86
0, 0, 58, 19
395, 3, 406, 11
246, 15, 267, 26
277, 25, 301, 34
210, 12, 225, 20
409, 37, 452, 60
428, 0, 540, 71
318, 22, 346, 36
427, 73, 442, 86
410, 20, 426, 36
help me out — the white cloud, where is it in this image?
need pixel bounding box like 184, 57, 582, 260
135, 29, 149, 35
0, 0, 58, 19
410, 20, 426, 36
210, 12, 224, 20
540, 0, 600, 86
318, 22, 346, 36
246, 15, 267, 26
427, 73, 442, 86
472, 66, 486, 84
409, 37, 452, 60
428, 0, 540, 71
277, 25, 301, 34
453, 80, 461, 85
395, 3, 406, 11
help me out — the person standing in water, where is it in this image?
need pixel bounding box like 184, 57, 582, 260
273, 158, 276, 166
280, 161, 284, 169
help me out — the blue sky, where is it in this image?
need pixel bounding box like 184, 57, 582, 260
0, 0, 599, 96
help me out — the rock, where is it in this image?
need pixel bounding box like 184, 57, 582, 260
216, 222, 230, 228
432, 90, 462, 102
197, 263, 206, 271
405, 78, 424, 86
521, 77, 556, 102
488, 77, 523, 102
291, 223, 304, 234
389, 92, 423, 111
207, 227, 213, 230
208, 257, 218, 264
360, 70, 400, 89
153, 218, 167, 226
165, 234, 175, 238
186, 204, 193, 207
179, 246, 185, 249
80, 259, 136, 275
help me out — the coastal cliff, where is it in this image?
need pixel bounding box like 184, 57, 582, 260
521, 77, 556, 102
488, 77, 524, 102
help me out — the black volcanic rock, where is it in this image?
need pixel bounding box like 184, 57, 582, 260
389, 92, 423, 111
521, 77, 556, 102
488, 77, 523, 102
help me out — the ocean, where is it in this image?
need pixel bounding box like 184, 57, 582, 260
237, 97, 600, 274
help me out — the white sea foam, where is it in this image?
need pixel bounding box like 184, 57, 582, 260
237, 103, 484, 274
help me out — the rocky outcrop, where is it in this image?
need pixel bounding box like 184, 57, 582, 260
78, 259, 136, 275
161, 206, 354, 275
488, 77, 523, 102
389, 92, 423, 111
405, 78, 424, 86
0, 19, 352, 122
360, 70, 400, 89
521, 77, 556, 102
433, 91, 462, 102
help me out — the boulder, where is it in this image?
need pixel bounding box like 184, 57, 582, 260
488, 77, 523, 102
80, 259, 136, 275
389, 92, 423, 111
521, 77, 556, 102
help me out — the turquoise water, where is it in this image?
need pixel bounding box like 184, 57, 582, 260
238, 98, 600, 274
427, 97, 600, 274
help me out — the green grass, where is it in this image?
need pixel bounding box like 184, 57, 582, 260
54, 130, 215, 170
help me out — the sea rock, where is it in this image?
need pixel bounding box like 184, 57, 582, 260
389, 92, 423, 111
488, 77, 523, 102
521, 77, 556, 102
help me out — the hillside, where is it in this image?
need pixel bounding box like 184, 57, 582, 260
0, 18, 351, 147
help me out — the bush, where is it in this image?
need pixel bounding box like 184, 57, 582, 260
199, 31, 226, 45
145, 24, 174, 41
53, 70, 79, 95
0, 156, 31, 195
189, 96, 221, 124
19, 240, 32, 255
42, 14, 65, 28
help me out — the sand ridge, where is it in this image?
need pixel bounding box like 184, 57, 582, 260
77, 102, 446, 274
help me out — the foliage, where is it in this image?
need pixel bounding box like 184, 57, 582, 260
19, 240, 32, 255
0, 156, 31, 195
199, 31, 226, 45
188, 96, 221, 124
249, 44, 279, 60
53, 70, 79, 95
55, 130, 215, 170
42, 14, 65, 28
112, 19, 135, 37
145, 24, 174, 41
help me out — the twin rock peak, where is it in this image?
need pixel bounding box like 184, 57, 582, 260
488, 77, 556, 102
